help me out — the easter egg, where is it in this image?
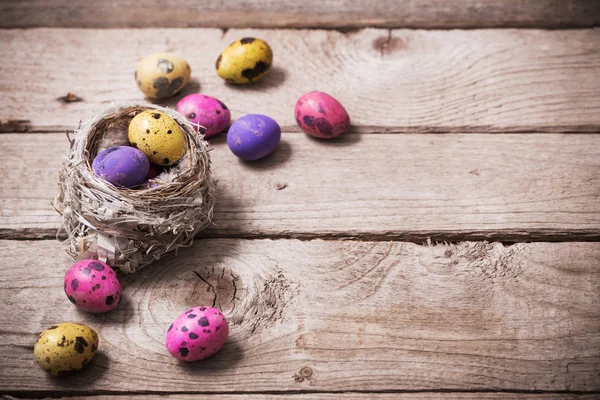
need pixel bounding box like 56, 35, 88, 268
135, 52, 191, 99
176, 94, 231, 137
227, 114, 281, 160
165, 306, 229, 361
216, 37, 273, 84
92, 146, 150, 188
128, 110, 187, 166
64, 260, 122, 313
146, 163, 163, 180
295, 91, 351, 139
34, 323, 99, 375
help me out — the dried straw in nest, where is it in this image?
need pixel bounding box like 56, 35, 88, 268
54, 103, 216, 273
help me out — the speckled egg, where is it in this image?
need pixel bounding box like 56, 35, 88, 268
176, 94, 231, 137
165, 306, 229, 361
227, 114, 281, 160
146, 163, 163, 180
128, 110, 187, 166
135, 52, 191, 99
295, 91, 351, 139
64, 260, 122, 313
92, 146, 150, 188
34, 323, 99, 375
216, 37, 273, 84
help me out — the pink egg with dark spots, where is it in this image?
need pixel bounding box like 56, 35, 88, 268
176, 94, 231, 137
165, 306, 229, 361
294, 91, 350, 139
64, 260, 122, 313
92, 146, 150, 188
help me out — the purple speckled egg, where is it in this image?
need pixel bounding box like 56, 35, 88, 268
92, 146, 150, 187
295, 91, 350, 139
165, 306, 229, 361
227, 114, 281, 160
64, 260, 122, 313
176, 94, 231, 137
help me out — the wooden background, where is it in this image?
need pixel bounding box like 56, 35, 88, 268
0, 1, 599, 399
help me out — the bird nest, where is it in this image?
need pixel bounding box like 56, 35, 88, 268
54, 103, 216, 273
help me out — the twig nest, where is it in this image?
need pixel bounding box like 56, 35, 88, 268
54, 103, 216, 273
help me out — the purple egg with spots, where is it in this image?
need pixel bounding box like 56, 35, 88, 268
165, 306, 229, 361
227, 114, 281, 161
92, 146, 150, 188
176, 94, 231, 138
64, 260, 122, 313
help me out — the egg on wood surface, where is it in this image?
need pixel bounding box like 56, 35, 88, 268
176, 94, 231, 137
294, 91, 351, 139
135, 52, 191, 99
128, 110, 187, 166
34, 323, 99, 375
216, 37, 273, 84
64, 260, 122, 313
165, 306, 229, 361
227, 114, 281, 160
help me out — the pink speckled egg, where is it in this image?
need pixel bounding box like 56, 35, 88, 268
294, 91, 350, 139
176, 94, 231, 137
165, 306, 229, 361
64, 260, 122, 313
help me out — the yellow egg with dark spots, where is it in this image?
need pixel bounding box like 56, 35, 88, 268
34, 323, 99, 375
135, 52, 191, 99
128, 110, 186, 166
216, 37, 273, 84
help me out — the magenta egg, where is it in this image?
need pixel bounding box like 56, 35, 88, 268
92, 146, 150, 187
165, 306, 229, 361
64, 260, 122, 313
294, 91, 350, 139
176, 94, 231, 137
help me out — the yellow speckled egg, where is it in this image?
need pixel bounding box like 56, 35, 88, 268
216, 37, 273, 84
34, 323, 99, 375
135, 52, 191, 99
128, 110, 186, 166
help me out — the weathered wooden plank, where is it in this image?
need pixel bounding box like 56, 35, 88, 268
3, 394, 600, 400
1, 0, 599, 29
1, 133, 599, 241
0, 239, 599, 393
1, 28, 599, 133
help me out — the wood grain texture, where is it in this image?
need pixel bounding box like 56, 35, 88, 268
3, 395, 600, 400
1, 133, 599, 241
1, 28, 599, 133
0, 0, 599, 29
1, 239, 599, 393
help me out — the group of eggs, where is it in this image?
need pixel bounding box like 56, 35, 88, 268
35, 259, 229, 375
36, 37, 351, 375
135, 37, 350, 162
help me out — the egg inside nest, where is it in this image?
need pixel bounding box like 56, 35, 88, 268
92, 111, 190, 187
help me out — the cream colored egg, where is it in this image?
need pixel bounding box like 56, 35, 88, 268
135, 52, 191, 99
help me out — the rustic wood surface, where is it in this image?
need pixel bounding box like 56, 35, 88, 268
1, 28, 599, 133
1, 0, 599, 396
1, 0, 599, 29
1, 132, 599, 241
3, 395, 600, 400
1, 239, 599, 395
